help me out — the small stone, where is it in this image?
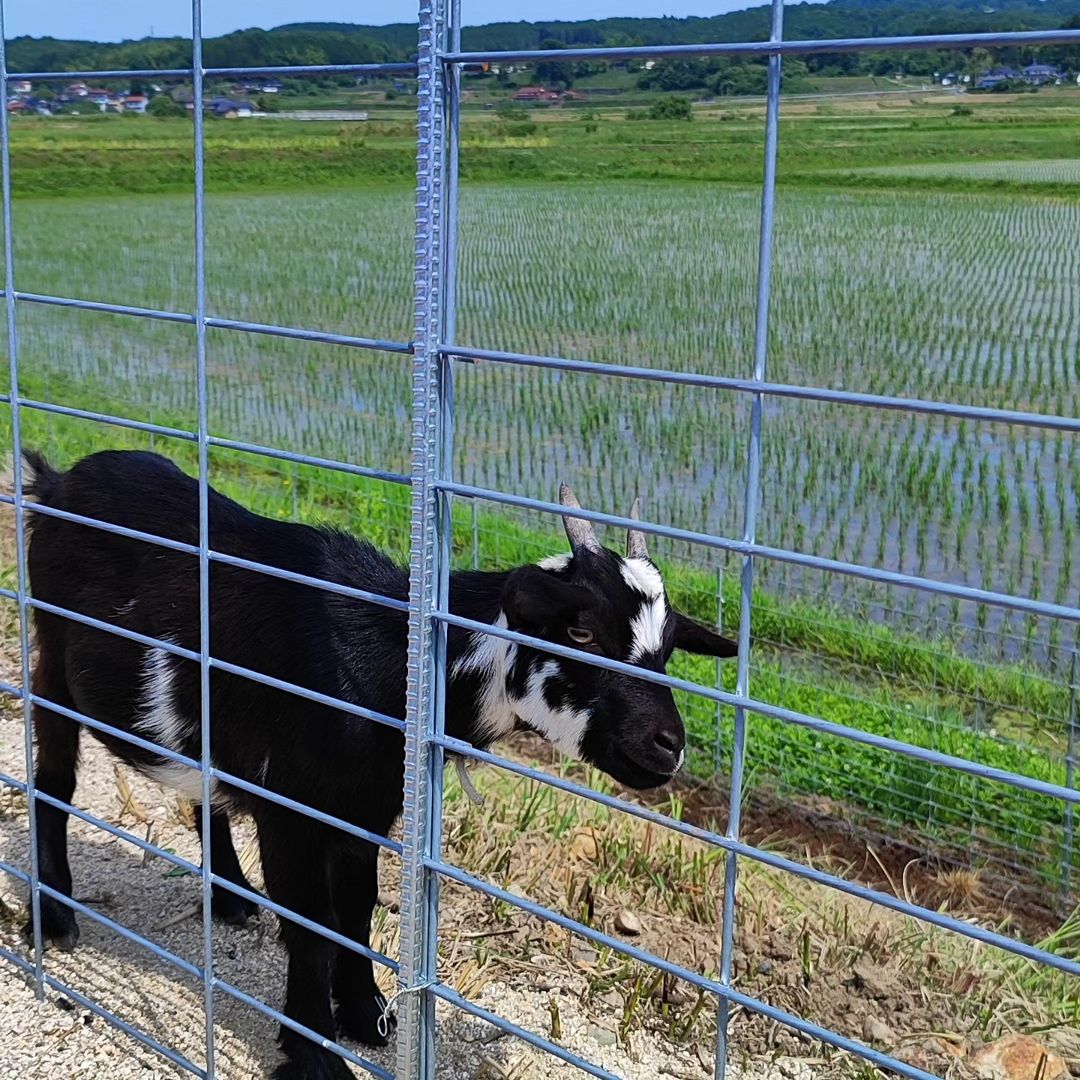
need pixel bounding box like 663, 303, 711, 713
969, 1035, 1068, 1080
756, 958, 775, 976
863, 1016, 898, 1047
849, 960, 900, 1000
614, 909, 642, 935
587, 1024, 618, 1047
569, 829, 599, 861
571, 942, 598, 965
377, 890, 400, 913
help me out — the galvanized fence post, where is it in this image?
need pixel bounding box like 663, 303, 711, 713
190, 2, 218, 1073
398, 0, 454, 1075
716, 2, 784, 1075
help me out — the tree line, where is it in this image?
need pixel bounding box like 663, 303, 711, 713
6, 0, 1078, 80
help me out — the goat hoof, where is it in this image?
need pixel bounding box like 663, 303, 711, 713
211, 886, 258, 926
336, 991, 395, 1047
273, 1042, 355, 1080
25, 896, 80, 951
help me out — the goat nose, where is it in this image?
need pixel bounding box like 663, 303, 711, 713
653, 729, 682, 756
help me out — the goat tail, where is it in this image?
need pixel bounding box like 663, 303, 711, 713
21, 449, 61, 505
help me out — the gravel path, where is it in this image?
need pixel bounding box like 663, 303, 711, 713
0, 694, 802, 1080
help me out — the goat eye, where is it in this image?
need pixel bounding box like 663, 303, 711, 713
567, 626, 594, 645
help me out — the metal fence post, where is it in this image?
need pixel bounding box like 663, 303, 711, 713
0, 0, 46, 1003
1062, 649, 1078, 915
716, 2, 784, 1075
398, 0, 454, 1075
190, 3, 217, 1074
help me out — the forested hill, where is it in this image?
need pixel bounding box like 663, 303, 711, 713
7, 0, 1079, 73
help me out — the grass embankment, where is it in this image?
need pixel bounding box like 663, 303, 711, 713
3, 385, 1073, 895
8, 94, 1080, 197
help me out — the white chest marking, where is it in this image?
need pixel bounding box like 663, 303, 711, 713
135, 643, 218, 802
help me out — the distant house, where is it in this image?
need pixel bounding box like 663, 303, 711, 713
560, 89, 586, 101
66, 82, 89, 97
512, 85, 560, 102
1022, 63, 1062, 85
939, 72, 959, 86
207, 97, 254, 118
5, 99, 25, 112
123, 95, 149, 113
976, 67, 1020, 90
9, 79, 31, 95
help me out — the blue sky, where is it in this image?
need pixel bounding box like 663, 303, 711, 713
7, 0, 764, 43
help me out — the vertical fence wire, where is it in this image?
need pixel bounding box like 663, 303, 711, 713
715, 2, 784, 1075
0, 0, 45, 1001
714, 564, 725, 773
190, 3, 217, 1074
1063, 649, 1079, 915
398, 0, 450, 1074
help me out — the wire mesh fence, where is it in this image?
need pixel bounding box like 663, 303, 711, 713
0, 1, 1078, 1079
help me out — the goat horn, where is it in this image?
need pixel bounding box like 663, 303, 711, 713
559, 483, 601, 554
627, 496, 649, 560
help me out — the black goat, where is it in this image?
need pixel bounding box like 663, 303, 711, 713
21, 449, 737, 1080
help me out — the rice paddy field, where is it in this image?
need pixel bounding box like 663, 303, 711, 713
846, 157, 1080, 183
1, 95, 1079, 911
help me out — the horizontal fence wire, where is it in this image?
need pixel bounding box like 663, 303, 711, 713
447, 27, 1080, 63
434, 735, 1080, 976
0, 6, 1076, 1080
0, 681, 403, 853
444, 344, 1080, 434
0, 935, 208, 1078
435, 481, 1080, 623
0, 786, 399, 972
7, 63, 418, 81
1, 288, 416, 355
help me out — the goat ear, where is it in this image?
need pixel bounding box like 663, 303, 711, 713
503, 566, 591, 631
672, 611, 739, 658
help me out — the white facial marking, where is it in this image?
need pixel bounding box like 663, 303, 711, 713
135, 642, 220, 802
538, 553, 572, 572
620, 558, 664, 599
452, 614, 590, 755
510, 659, 590, 757
451, 613, 518, 742
621, 558, 668, 661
